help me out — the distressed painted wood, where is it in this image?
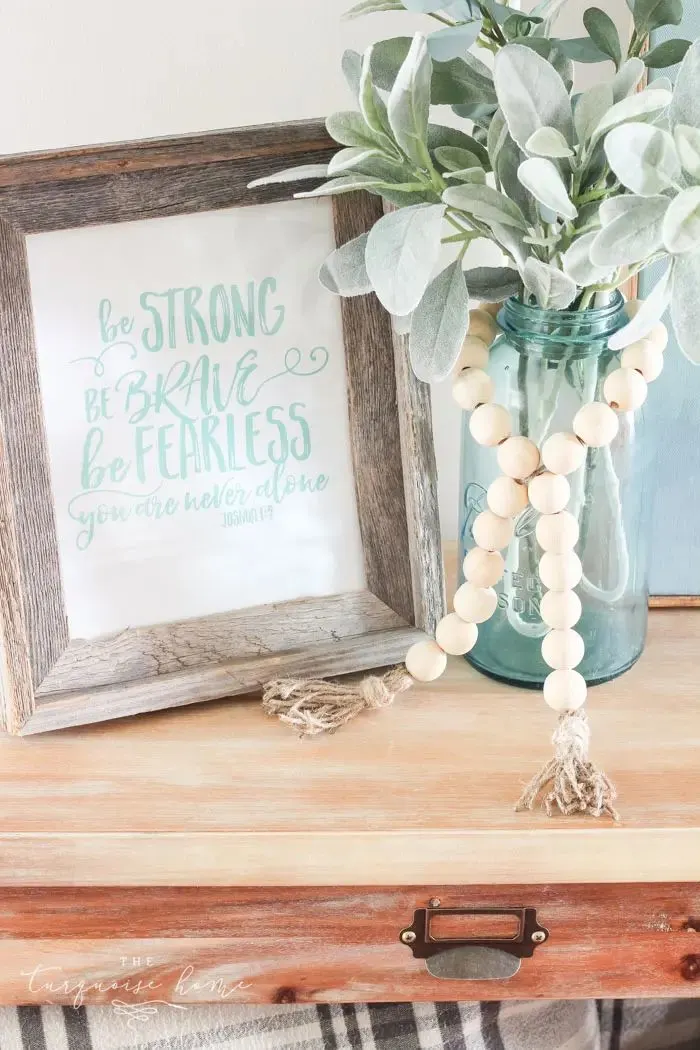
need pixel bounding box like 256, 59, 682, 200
1, 884, 700, 1003
0, 609, 699, 884
333, 192, 414, 627
393, 330, 445, 634
0, 121, 444, 734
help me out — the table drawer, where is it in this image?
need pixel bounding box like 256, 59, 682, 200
0, 884, 699, 1004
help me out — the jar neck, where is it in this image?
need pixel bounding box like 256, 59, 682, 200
498, 292, 626, 356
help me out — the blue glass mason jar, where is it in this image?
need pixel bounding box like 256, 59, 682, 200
458, 293, 651, 688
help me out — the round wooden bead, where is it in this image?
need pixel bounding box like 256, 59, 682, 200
472, 510, 514, 551
452, 368, 494, 411
542, 628, 585, 670
539, 551, 583, 591
620, 340, 664, 383
435, 613, 478, 656
469, 404, 511, 447
480, 301, 502, 318
458, 335, 490, 371
528, 472, 570, 515
572, 402, 619, 448
646, 322, 669, 353
540, 589, 582, 630
468, 308, 499, 346
535, 511, 580, 553
624, 298, 641, 320
487, 476, 528, 518
541, 432, 587, 476
496, 436, 540, 480
453, 582, 498, 624
405, 639, 448, 682
463, 547, 505, 588
543, 669, 587, 712
603, 367, 648, 412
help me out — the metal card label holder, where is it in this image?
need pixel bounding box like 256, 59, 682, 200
400, 905, 549, 982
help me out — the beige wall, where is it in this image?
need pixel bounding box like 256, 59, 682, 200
1, 0, 632, 540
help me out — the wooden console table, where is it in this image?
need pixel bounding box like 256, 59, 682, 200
0, 608, 699, 1003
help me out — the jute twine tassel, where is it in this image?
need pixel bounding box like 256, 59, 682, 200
262, 666, 414, 736
515, 709, 619, 820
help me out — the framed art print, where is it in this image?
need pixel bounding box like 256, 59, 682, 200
0, 121, 444, 734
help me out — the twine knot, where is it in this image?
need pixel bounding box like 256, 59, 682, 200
261, 666, 414, 736
516, 709, 619, 820
359, 674, 397, 710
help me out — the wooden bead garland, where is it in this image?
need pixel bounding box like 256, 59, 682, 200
403, 300, 668, 821
261, 301, 666, 825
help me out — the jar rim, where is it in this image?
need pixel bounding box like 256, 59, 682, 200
498, 291, 626, 350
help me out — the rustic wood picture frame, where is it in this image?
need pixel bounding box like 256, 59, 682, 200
0, 119, 445, 735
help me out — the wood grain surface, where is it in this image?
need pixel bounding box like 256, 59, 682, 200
1, 884, 700, 1003
0, 608, 698, 885
0, 121, 443, 733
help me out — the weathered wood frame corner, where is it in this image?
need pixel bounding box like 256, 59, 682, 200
0, 119, 445, 736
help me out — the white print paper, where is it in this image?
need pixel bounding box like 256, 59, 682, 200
27, 199, 366, 638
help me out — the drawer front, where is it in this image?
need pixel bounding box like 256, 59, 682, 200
0, 884, 699, 1004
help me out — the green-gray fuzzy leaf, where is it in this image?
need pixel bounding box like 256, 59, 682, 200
517, 157, 577, 220
583, 7, 621, 69
365, 203, 446, 316
591, 87, 673, 143
342, 51, 363, 98
360, 47, 394, 145
463, 266, 522, 302
604, 123, 681, 195
663, 187, 700, 254
612, 58, 646, 102
674, 125, 700, 180
574, 84, 614, 142
525, 126, 574, 158
670, 39, 700, 130
671, 254, 700, 363
434, 146, 482, 171
444, 167, 487, 184
428, 22, 482, 62
409, 261, 471, 381
328, 147, 382, 176
633, 0, 682, 32
326, 111, 385, 150
388, 33, 432, 168
493, 43, 574, 151
562, 231, 612, 286
427, 124, 491, 169
523, 258, 578, 309
590, 195, 670, 266
319, 233, 372, 296
609, 264, 673, 350
556, 36, 609, 63
344, 0, 405, 18
644, 39, 692, 68
248, 164, 328, 188
443, 183, 528, 229
295, 175, 417, 198
491, 222, 528, 272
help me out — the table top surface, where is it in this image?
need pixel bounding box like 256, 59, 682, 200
1, 605, 699, 887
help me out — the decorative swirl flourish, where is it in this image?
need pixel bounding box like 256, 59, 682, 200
111, 1000, 187, 1031
249, 345, 330, 400
70, 340, 138, 378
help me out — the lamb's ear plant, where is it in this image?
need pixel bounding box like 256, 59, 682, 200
251, 0, 698, 380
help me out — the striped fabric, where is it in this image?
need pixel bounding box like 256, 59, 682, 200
1, 1000, 699, 1050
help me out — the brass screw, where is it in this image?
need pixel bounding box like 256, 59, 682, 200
429, 898, 441, 909
681, 954, 700, 981
401, 930, 417, 945
531, 931, 546, 944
